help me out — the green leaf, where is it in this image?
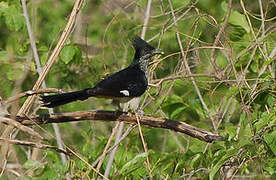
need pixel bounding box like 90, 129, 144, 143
41, 52, 49, 66
226, 86, 239, 98
225, 125, 237, 140
190, 153, 202, 168
221, 2, 250, 33
238, 112, 252, 147
216, 55, 228, 69
161, 94, 185, 118
209, 148, 237, 180
229, 11, 250, 33
0, 51, 8, 63
5, 5, 24, 31
189, 139, 206, 153
23, 159, 41, 169
73, 44, 82, 65
119, 152, 148, 175
0, 2, 9, 15
170, 106, 187, 120
264, 131, 276, 155
60, 45, 76, 64
254, 112, 270, 132
263, 57, 273, 66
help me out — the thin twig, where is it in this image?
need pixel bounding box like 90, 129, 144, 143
104, 122, 124, 177
0, 138, 70, 155
21, 0, 41, 73
66, 147, 109, 180
3, 88, 63, 105
150, 74, 217, 86
141, 0, 152, 39
135, 113, 152, 178
92, 125, 136, 167
96, 122, 120, 171
0, 117, 43, 140
210, 0, 232, 76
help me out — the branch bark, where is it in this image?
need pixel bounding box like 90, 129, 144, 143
14, 110, 225, 143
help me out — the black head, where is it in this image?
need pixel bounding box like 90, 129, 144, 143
132, 36, 162, 59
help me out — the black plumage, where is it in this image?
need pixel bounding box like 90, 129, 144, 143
41, 37, 163, 108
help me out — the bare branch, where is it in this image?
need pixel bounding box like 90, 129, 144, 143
0, 117, 43, 140
14, 110, 225, 143
0, 138, 70, 155
3, 88, 63, 105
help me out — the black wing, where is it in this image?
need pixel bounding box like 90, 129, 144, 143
88, 64, 148, 98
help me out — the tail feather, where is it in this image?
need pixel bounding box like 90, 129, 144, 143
41, 89, 90, 108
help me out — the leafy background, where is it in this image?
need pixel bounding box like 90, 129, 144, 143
0, 0, 276, 179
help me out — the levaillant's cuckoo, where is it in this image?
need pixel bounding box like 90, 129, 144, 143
41, 37, 163, 108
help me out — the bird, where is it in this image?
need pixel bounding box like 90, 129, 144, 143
40, 36, 163, 109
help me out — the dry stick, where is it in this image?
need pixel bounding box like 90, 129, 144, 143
135, 113, 152, 177
269, 46, 276, 78
141, 0, 152, 39
148, 2, 196, 43
96, 122, 120, 170
101, 25, 129, 175
104, 120, 124, 177
4, 88, 63, 106
17, 0, 84, 116
67, 148, 109, 180
0, 2, 44, 176
0, 138, 69, 155
150, 74, 217, 87
101, 17, 129, 179
0, 117, 43, 140
20, 1, 71, 179
92, 125, 136, 167
210, 0, 232, 76
15, 110, 225, 142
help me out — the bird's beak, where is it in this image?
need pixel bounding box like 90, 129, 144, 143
152, 48, 164, 55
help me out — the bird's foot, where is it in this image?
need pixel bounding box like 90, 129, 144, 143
128, 108, 145, 116
137, 109, 145, 116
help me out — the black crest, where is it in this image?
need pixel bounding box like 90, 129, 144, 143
132, 36, 155, 59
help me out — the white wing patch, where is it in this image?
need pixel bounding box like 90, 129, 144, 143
120, 90, 130, 96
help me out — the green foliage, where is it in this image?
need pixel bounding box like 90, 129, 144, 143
209, 148, 238, 180
221, 1, 250, 33
60, 44, 82, 64
0, 0, 275, 179
119, 152, 149, 176
264, 131, 276, 155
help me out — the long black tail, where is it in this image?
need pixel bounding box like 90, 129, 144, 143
41, 89, 90, 108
